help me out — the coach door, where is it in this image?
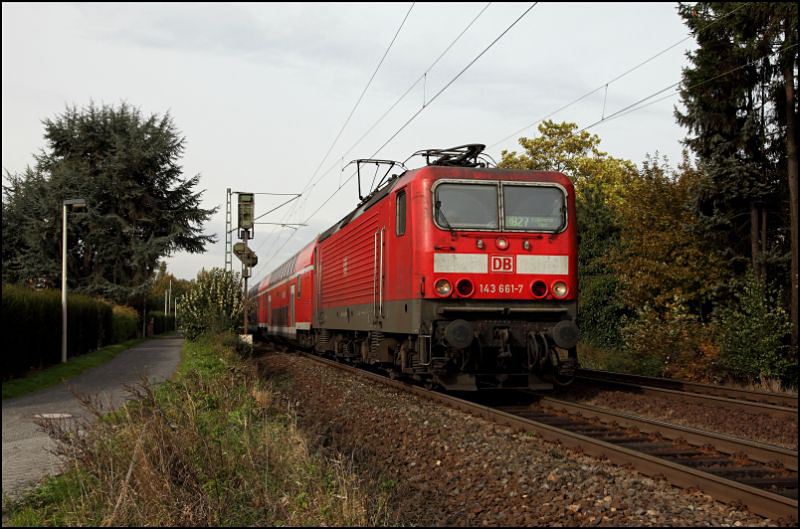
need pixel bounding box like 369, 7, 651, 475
267, 295, 271, 331
290, 285, 296, 330
315, 247, 323, 325
373, 227, 385, 322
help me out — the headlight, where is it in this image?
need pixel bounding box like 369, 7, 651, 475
495, 237, 509, 250
531, 280, 547, 298
456, 279, 474, 297
553, 281, 568, 298
435, 279, 452, 296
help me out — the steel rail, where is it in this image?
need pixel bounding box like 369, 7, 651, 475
576, 372, 797, 420
295, 352, 798, 521
538, 397, 798, 471
577, 368, 798, 409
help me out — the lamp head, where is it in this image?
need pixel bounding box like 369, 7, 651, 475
63, 198, 87, 209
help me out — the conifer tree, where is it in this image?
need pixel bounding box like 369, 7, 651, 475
675, 2, 798, 345
2, 102, 217, 305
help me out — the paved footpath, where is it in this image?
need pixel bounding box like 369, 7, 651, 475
2, 334, 183, 504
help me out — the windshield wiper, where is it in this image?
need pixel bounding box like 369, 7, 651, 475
435, 200, 456, 235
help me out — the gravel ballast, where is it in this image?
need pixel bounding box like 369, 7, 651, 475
260, 351, 788, 527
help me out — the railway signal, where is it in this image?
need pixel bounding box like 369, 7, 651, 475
238, 192, 254, 233
233, 242, 258, 269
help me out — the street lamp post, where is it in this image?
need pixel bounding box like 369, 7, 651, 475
62, 198, 86, 363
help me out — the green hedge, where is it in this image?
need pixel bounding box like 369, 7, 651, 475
112, 305, 140, 344
1, 284, 141, 379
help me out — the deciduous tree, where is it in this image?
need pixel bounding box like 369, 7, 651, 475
499, 121, 637, 348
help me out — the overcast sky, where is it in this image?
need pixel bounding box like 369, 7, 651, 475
2, 2, 697, 281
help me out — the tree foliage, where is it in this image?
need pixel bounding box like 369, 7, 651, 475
500, 121, 636, 348
2, 102, 217, 304
611, 154, 728, 316
499, 120, 795, 385
148, 261, 192, 313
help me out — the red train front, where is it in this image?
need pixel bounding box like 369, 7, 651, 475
253, 145, 579, 390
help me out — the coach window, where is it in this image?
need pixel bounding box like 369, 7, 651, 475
396, 189, 407, 236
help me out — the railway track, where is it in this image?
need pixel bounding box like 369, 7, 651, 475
296, 352, 798, 521
575, 368, 798, 420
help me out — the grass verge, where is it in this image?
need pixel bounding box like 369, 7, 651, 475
2, 338, 146, 400
3, 333, 394, 526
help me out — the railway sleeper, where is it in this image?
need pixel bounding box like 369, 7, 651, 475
645, 448, 707, 457
780, 489, 798, 500
662, 457, 735, 468
569, 427, 615, 435
597, 435, 653, 444
707, 467, 783, 478
516, 415, 577, 427
737, 477, 798, 489
616, 441, 676, 451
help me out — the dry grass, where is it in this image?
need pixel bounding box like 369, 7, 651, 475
724, 375, 798, 396
5, 333, 395, 526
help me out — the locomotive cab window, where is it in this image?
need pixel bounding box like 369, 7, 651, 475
502, 184, 565, 231
434, 183, 499, 230
396, 189, 406, 236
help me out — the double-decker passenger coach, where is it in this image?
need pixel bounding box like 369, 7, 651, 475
253, 145, 579, 390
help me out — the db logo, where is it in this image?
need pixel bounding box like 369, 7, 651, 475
490, 255, 514, 273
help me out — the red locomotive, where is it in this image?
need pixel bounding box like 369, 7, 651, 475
251, 145, 579, 390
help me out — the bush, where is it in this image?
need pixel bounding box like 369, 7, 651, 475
715, 272, 795, 383
576, 181, 628, 351
180, 268, 243, 341
2, 284, 113, 378
578, 272, 627, 350
111, 305, 140, 343
617, 296, 717, 380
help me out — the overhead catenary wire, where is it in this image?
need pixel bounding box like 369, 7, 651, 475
299, 2, 492, 202
260, 2, 415, 240
252, 2, 494, 278
248, 3, 415, 274
258, 2, 540, 272
302, 2, 416, 198
234, 194, 301, 232
369, 2, 538, 160
580, 42, 799, 132
263, 11, 790, 276
487, 1, 753, 150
